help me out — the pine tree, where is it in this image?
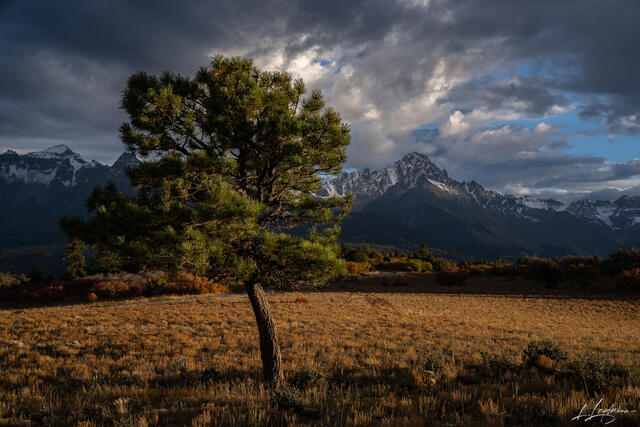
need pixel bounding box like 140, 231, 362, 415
61, 56, 351, 385
415, 243, 435, 263
61, 238, 87, 280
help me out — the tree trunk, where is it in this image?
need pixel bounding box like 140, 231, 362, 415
245, 280, 284, 385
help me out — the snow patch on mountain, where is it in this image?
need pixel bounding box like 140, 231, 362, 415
1, 145, 96, 186
427, 179, 451, 192
1, 164, 60, 185
26, 144, 77, 159
595, 206, 615, 228
519, 196, 563, 211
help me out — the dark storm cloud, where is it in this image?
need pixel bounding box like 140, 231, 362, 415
0, 0, 639, 190
0, 0, 289, 160
443, 78, 566, 116
536, 159, 640, 188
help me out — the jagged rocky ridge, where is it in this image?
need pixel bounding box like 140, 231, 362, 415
0, 145, 139, 273
320, 152, 640, 230
0, 144, 137, 190
320, 152, 640, 258
1, 147, 638, 271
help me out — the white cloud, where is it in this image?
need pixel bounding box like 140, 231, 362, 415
440, 110, 469, 136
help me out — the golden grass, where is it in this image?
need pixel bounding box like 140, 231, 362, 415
1, 274, 639, 425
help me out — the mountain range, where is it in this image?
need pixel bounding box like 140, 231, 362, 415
0, 146, 638, 273
0, 145, 138, 273
319, 152, 640, 259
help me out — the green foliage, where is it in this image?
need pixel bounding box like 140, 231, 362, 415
478, 349, 518, 378
0, 272, 230, 304
569, 353, 633, 395
340, 243, 381, 263
87, 249, 123, 274
0, 272, 21, 288
376, 259, 432, 273
292, 348, 330, 388
602, 247, 640, 275
422, 353, 447, 376
518, 257, 563, 287
431, 257, 455, 272
414, 243, 435, 263
60, 56, 351, 288
488, 258, 516, 276
61, 238, 87, 280
523, 340, 567, 366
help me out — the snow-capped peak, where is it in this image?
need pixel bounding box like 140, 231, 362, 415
0, 144, 100, 187
320, 151, 640, 230
565, 197, 640, 229
317, 152, 455, 208
26, 144, 80, 159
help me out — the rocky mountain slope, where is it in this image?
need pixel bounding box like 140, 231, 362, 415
1, 146, 638, 272
320, 152, 639, 258
0, 145, 139, 273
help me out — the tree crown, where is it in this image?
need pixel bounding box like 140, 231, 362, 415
61, 56, 351, 286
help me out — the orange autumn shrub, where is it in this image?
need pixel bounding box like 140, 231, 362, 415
346, 261, 371, 276
169, 273, 229, 295
1, 271, 230, 305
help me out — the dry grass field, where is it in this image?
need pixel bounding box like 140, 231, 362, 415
1, 273, 639, 426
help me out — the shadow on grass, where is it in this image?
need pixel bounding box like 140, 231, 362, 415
325, 273, 640, 301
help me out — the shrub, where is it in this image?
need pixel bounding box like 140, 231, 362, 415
376, 259, 432, 273
489, 260, 516, 276
618, 268, 640, 291
87, 249, 123, 274
165, 273, 229, 295
0, 271, 230, 304
478, 349, 518, 377
341, 244, 378, 263
423, 353, 447, 376
432, 257, 456, 272
464, 263, 492, 276
292, 349, 329, 388
569, 353, 632, 395
601, 248, 640, 276
525, 258, 563, 287
345, 261, 371, 276
0, 272, 21, 288
523, 340, 567, 366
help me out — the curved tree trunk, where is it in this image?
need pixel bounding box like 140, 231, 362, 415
245, 280, 284, 385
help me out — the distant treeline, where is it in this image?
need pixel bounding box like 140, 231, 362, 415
2, 244, 640, 305
340, 243, 640, 290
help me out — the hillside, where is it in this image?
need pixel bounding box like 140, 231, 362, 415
321, 152, 639, 258
2, 147, 639, 272
0, 146, 138, 273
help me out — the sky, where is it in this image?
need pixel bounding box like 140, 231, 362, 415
1, 0, 639, 201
